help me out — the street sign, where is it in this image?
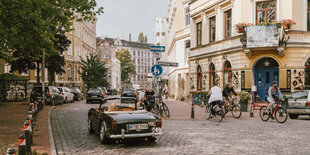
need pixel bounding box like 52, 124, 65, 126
151, 65, 163, 76
158, 61, 179, 67
150, 46, 165, 52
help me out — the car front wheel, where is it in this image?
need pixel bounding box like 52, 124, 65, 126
88, 118, 94, 133
289, 114, 299, 119
100, 122, 110, 144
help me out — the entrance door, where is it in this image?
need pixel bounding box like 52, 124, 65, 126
255, 69, 279, 102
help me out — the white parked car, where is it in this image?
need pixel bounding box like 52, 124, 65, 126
57, 87, 74, 103
287, 90, 310, 119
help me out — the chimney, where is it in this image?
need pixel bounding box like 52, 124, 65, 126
129, 33, 131, 42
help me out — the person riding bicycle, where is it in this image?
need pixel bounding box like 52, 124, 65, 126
207, 81, 223, 116
223, 82, 237, 109
266, 81, 284, 113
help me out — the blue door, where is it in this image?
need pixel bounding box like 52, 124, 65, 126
255, 69, 279, 102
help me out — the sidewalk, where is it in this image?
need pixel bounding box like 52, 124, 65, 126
0, 101, 51, 154
165, 99, 260, 121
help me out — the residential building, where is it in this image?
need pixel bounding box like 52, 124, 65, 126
97, 37, 121, 91
189, 0, 310, 102
166, 0, 191, 100
114, 39, 157, 89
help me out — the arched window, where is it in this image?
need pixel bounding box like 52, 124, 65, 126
67, 65, 72, 79
305, 58, 310, 88
209, 63, 215, 88
223, 61, 232, 87
197, 65, 202, 90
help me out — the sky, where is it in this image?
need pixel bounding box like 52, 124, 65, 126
95, 0, 168, 43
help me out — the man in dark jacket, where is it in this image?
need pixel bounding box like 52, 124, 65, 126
223, 82, 237, 107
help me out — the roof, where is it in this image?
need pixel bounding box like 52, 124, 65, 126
120, 40, 153, 49
0, 73, 28, 81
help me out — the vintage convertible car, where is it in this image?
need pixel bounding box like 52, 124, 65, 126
87, 97, 162, 144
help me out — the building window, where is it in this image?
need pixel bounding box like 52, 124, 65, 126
67, 65, 72, 79
197, 65, 202, 90
161, 32, 166, 36
305, 58, 310, 87
224, 10, 232, 38
156, 32, 160, 36
185, 7, 190, 26
209, 63, 215, 88
308, 0, 310, 31
256, 0, 276, 24
185, 40, 190, 63
197, 22, 202, 46
133, 51, 135, 56
223, 61, 232, 87
209, 16, 216, 42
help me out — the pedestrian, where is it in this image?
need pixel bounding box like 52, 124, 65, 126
162, 84, 169, 100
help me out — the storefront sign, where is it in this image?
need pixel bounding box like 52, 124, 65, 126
247, 25, 279, 48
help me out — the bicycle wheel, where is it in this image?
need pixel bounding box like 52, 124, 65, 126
213, 105, 224, 122
231, 105, 242, 119
259, 106, 270, 121
275, 107, 288, 123
205, 104, 211, 120
161, 103, 170, 118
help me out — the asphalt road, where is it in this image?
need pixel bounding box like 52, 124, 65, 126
50, 99, 310, 155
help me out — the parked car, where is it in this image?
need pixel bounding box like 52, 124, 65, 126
30, 86, 64, 105
87, 97, 162, 144
57, 87, 74, 103
121, 89, 138, 103
86, 88, 105, 103
70, 88, 84, 101
287, 90, 310, 119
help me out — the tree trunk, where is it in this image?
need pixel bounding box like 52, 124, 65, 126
36, 61, 40, 84
48, 70, 56, 86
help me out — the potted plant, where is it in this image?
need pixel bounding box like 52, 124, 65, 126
239, 91, 251, 112
280, 19, 296, 29
234, 23, 253, 33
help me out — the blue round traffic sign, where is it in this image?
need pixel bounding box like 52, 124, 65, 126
151, 65, 163, 76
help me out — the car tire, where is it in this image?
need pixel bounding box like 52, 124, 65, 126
64, 98, 67, 104
289, 114, 299, 119
99, 122, 110, 144
88, 118, 94, 134
147, 137, 157, 142
52, 99, 55, 106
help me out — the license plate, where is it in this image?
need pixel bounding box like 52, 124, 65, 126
292, 103, 301, 107
127, 124, 148, 130
92, 96, 97, 97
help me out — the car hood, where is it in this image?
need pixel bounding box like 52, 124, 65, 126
110, 113, 157, 124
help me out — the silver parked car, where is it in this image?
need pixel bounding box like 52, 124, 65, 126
58, 87, 75, 103
287, 90, 310, 119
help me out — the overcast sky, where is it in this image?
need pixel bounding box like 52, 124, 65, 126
95, 0, 168, 43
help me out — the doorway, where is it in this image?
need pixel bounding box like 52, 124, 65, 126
254, 57, 279, 102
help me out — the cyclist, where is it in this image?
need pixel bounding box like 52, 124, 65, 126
266, 81, 284, 113
207, 81, 223, 116
223, 82, 237, 110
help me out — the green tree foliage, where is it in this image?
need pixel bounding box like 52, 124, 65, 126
0, 0, 103, 82
79, 53, 109, 90
116, 49, 136, 82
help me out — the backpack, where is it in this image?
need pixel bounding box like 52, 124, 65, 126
265, 86, 277, 96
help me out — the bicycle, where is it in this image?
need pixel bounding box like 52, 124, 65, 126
259, 99, 288, 123
193, 94, 207, 107
151, 97, 170, 118
223, 97, 242, 119
205, 100, 225, 122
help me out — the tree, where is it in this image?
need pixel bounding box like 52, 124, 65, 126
116, 49, 136, 82
0, 0, 103, 83
138, 32, 144, 43
79, 53, 109, 90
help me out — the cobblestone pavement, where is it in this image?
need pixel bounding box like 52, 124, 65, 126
50, 99, 310, 155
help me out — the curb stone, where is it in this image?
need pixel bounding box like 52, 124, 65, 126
48, 106, 56, 155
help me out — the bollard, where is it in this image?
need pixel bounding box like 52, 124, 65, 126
18, 134, 26, 155
24, 121, 32, 153
6, 147, 16, 155
26, 117, 34, 134
191, 103, 195, 119
250, 102, 254, 117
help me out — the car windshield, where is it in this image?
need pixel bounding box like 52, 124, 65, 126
58, 88, 63, 92
289, 91, 308, 99
32, 87, 48, 94
88, 89, 101, 94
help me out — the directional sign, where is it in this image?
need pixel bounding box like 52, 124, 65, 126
158, 61, 179, 67
150, 46, 165, 52
151, 65, 163, 76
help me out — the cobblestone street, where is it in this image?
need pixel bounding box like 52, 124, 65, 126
50, 99, 310, 155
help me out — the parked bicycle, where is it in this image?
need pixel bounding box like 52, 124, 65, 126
223, 97, 242, 119
259, 99, 288, 123
205, 100, 225, 122
151, 96, 170, 118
